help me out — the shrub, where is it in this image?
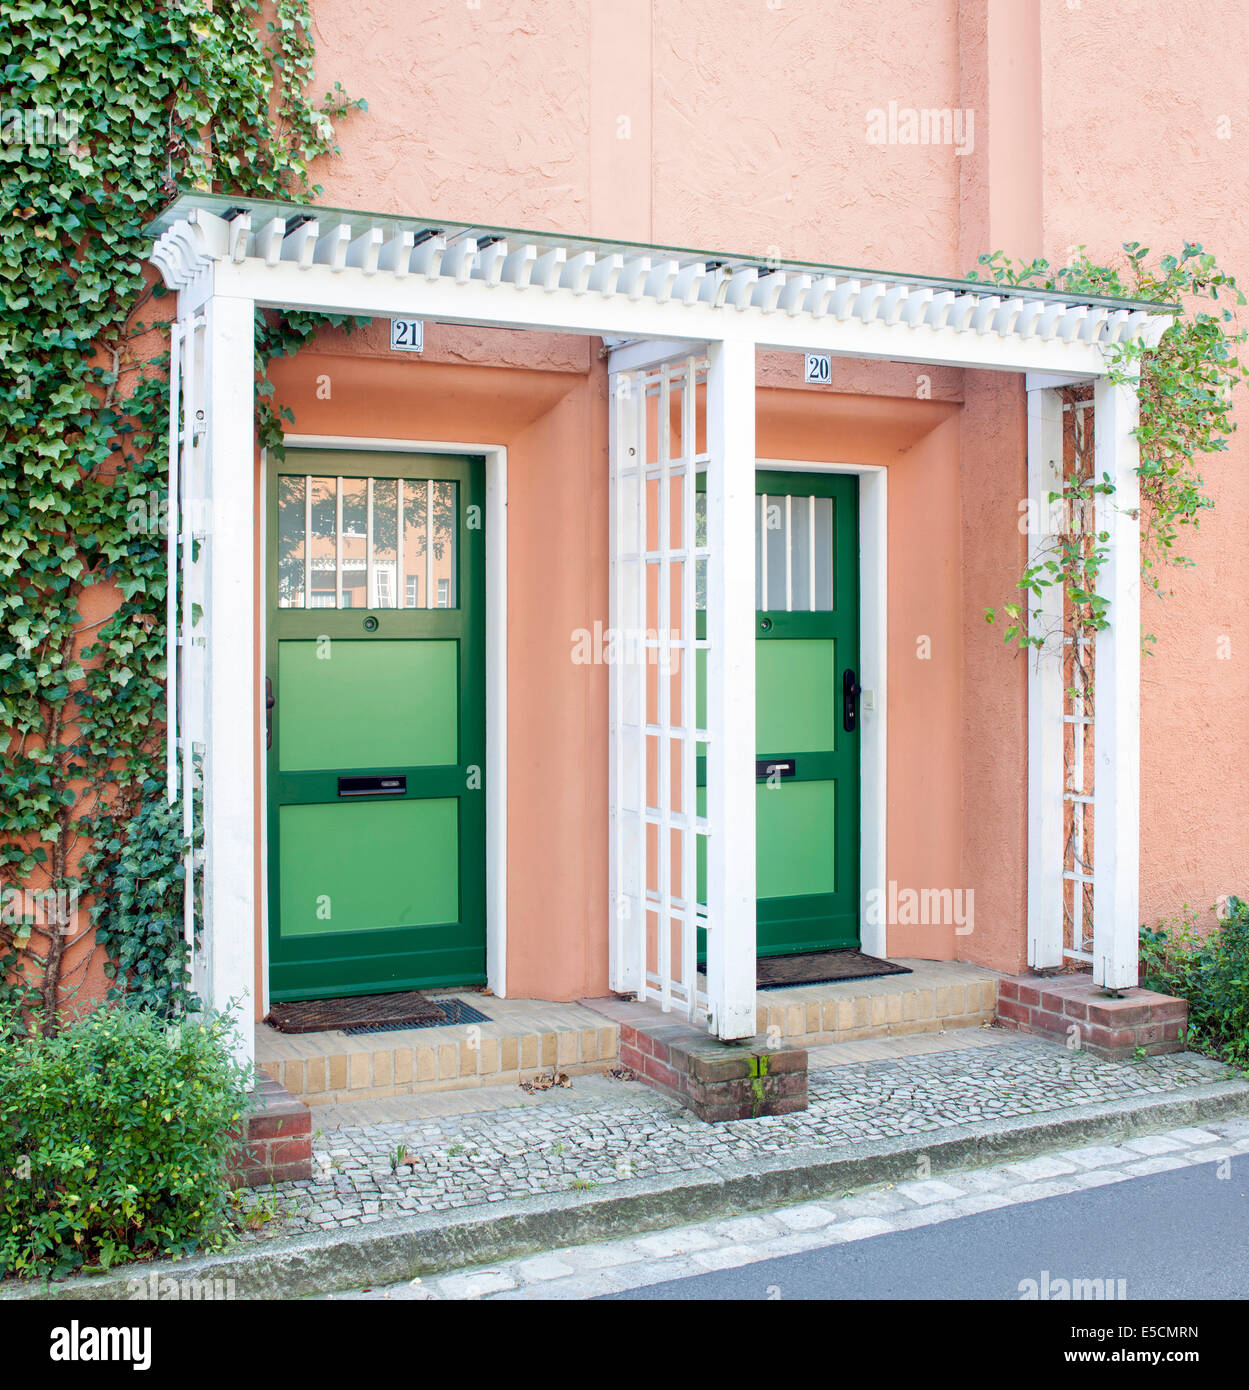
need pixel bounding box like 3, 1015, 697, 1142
1140, 897, 1249, 1067
0, 1003, 252, 1279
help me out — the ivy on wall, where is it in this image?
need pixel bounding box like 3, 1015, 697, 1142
0, 0, 364, 1027
973, 244, 1248, 650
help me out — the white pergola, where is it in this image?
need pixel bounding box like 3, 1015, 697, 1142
149, 193, 1173, 1061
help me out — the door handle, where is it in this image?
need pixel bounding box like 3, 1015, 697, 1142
265, 677, 275, 750
842, 667, 861, 734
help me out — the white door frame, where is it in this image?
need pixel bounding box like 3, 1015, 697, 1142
756, 458, 888, 959
266, 434, 509, 1008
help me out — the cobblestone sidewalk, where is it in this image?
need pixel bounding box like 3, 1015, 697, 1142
236, 1035, 1236, 1238
331, 1117, 1249, 1300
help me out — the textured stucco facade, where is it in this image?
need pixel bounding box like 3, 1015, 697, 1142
250, 0, 1247, 1004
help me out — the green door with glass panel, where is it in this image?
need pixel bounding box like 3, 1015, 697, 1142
696, 469, 860, 957
266, 450, 485, 1001
754, 470, 860, 954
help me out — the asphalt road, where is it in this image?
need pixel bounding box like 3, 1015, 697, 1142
605, 1154, 1249, 1300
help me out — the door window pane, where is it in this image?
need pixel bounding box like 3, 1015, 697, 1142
814, 496, 833, 609
279, 472, 459, 610
340, 476, 368, 610
371, 478, 398, 608
277, 476, 306, 608
430, 480, 457, 609
308, 476, 337, 609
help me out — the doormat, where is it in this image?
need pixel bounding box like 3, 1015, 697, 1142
756, 950, 912, 989
343, 998, 492, 1035
265, 990, 447, 1035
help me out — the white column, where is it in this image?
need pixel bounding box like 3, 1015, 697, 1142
202, 291, 257, 1063
1092, 373, 1141, 990
1026, 384, 1066, 969
704, 337, 756, 1040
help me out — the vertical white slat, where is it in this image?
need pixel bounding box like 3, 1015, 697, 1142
201, 292, 257, 1065
1026, 385, 1065, 969
657, 366, 672, 1011
180, 318, 199, 954
366, 477, 375, 607
680, 356, 698, 1019
704, 337, 757, 1040
808, 493, 816, 612
334, 476, 343, 608
784, 492, 793, 612
396, 478, 405, 608
302, 475, 312, 609
635, 371, 649, 1001
759, 494, 769, 611
166, 321, 182, 804
426, 477, 435, 609
1092, 374, 1141, 990
608, 369, 625, 990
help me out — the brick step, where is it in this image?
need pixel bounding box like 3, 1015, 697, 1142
997, 973, 1187, 1061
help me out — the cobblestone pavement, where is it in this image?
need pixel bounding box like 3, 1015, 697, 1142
236, 1035, 1236, 1238
331, 1117, 1249, 1300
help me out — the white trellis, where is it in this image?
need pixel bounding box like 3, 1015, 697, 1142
147, 192, 1170, 1059
609, 357, 708, 1021
1025, 374, 1141, 991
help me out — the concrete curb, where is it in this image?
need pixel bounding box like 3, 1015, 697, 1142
8, 1076, 1249, 1301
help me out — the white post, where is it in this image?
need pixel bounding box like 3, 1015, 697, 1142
202, 291, 257, 1064
1026, 384, 1066, 969
1092, 373, 1141, 990
704, 337, 756, 1040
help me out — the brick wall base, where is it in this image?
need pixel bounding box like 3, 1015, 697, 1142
619, 1017, 808, 1122
229, 1074, 312, 1188
996, 973, 1187, 1062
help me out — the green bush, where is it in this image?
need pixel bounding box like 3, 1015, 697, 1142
0, 1003, 252, 1279
1140, 897, 1249, 1066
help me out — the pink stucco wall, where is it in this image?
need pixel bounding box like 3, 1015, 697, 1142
270, 0, 1249, 995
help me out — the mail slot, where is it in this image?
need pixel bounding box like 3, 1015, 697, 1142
756, 758, 796, 779
338, 775, 407, 797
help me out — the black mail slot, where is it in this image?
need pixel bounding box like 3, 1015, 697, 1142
756, 758, 796, 779
338, 775, 406, 797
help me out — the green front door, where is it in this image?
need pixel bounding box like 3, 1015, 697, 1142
754, 470, 860, 955
266, 450, 486, 1001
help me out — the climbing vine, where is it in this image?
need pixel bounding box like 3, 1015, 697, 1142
976, 242, 1248, 651
974, 244, 1247, 957
0, 1, 364, 1027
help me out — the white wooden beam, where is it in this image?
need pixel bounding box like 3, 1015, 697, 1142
1026, 384, 1066, 970
202, 290, 257, 1065
704, 337, 756, 1041
1092, 374, 1141, 990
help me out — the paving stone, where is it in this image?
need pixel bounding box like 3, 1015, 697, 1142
513, 1254, 577, 1281
1059, 1144, 1138, 1168
1123, 1134, 1189, 1156
774, 1203, 838, 1231
433, 1269, 518, 1299
894, 1178, 968, 1206
833, 1216, 896, 1240
712, 1215, 780, 1243
631, 1228, 719, 1258
1001, 1154, 1080, 1181
1123, 1155, 1194, 1177
1163, 1127, 1221, 1145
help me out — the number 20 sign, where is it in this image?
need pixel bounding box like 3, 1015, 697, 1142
804, 352, 831, 384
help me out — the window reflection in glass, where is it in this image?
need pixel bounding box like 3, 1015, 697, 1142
308, 476, 337, 609
277, 476, 306, 608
